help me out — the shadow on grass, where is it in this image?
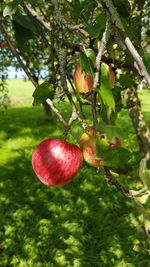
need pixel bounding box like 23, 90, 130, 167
0, 105, 150, 266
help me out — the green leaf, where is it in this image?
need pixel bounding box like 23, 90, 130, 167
71, 0, 82, 23
131, 16, 141, 27
80, 51, 94, 77
32, 82, 55, 105
84, 49, 96, 66
139, 158, 150, 190
146, 30, 150, 38
96, 124, 123, 142
99, 63, 115, 110
97, 146, 131, 167
85, 13, 106, 38
113, 0, 131, 18
27, 0, 37, 4
79, 0, 97, 23
3, 0, 22, 17
86, 22, 103, 38
143, 53, 150, 70
96, 134, 110, 153
12, 20, 34, 51
13, 15, 36, 32
119, 74, 134, 88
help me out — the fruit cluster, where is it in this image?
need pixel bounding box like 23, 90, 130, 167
32, 128, 121, 186
32, 62, 118, 186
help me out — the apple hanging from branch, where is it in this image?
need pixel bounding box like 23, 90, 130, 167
79, 126, 123, 169
73, 62, 115, 101
79, 127, 104, 168
73, 63, 93, 95
32, 139, 83, 186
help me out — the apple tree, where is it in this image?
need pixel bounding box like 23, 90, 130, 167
1, 0, 150, 233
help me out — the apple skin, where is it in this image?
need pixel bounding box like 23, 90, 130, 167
73, 63, 93, 94
32, 139, 83, 186
79, 127, 103, 168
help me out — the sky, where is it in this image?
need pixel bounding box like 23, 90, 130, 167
7, 66, 28, 79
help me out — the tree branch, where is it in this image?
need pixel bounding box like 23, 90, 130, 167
59, 48, 88, 131
91, 19, 111, 129
104, 166, 132, 197
46, 98, 68, 127
66, 24, 90, 38
66, 71, 86, 118
100, 0, 150, 88
62, 41, 83, 51
21, 2, 52, 33
0, 20, 38, 87
21, 2, 50, 47
52, 0, 89, 133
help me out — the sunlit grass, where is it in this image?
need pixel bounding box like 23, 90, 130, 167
7, 79, 35, 97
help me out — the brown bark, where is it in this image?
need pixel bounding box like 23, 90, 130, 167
125, 87, 150, 168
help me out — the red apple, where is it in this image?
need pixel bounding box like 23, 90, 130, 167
32, 139, 83, 186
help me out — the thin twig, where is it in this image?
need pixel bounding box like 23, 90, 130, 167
66, 24, 90, 38
66, 71, 86, 118
21, 2, 50, 47
104, 166, 132, 197
52, 0, 89, 133
62, 41, 83, 51
63, 107, 78, 139
92, 19, 111, 129
0, 20, 38, 87
21, 2, 52, 33
93, 21, 111, 89
46, 98, 68, 127
66, 23, 90, 38
59, 48, 88, 130
91, 90, 97, 129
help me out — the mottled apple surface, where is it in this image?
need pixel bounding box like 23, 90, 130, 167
80, 127, 103, 168
74, 63, 93, 94
32, 139, 83, 186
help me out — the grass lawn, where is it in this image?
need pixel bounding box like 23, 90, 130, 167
0, 80, 150, 266
6, 79, 35, 106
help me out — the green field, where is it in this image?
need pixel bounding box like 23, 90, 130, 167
0, 80, 150, 266
6, 79, 35, 106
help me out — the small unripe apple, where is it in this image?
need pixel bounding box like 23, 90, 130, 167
32, 139, 83, 186
74, 63, 93, 94
79, 127, 103, 168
